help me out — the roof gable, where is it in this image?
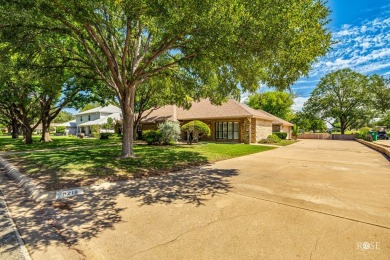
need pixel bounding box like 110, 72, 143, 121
141, 99, 277, 123
75, 105, 121, 115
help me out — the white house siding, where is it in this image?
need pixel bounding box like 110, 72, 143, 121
66, 127, 77, 135
100, 112, 113, 117
75, 113, 100, 125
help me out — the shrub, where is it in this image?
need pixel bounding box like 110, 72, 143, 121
356, 127, 371, 140
258, 134, 281, 144
100, 132, 113, 139
56, 126, 66, 134
181, 120, 211, 143
158, 120, 181, 145
91, 125, 100, 138
143, 130, 162, 145
273, 132, 287, 140
292, 125, 299, 136
101, 117, 115, 131
50, 126, 56, 133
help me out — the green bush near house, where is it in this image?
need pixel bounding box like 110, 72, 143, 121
258, 134, 281, 144
158, 120, 181, 145
91, 125, 100, 138
356, 127, 371, 141
56, 126, 66, 134
143, 130, 162, 145
181, 120, 211, 143
100, 133, 113, 139
273, 132, 287, 140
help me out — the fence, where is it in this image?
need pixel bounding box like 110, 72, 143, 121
298, 133, 356, 140
331, 134, 356, 140
298, 133, 331, 139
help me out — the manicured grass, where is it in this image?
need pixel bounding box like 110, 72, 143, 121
275, 140, 299, 146
4, 143, 274, 190
0, 135, 120, 152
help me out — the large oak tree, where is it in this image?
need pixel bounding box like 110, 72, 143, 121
304, 69, 372, 134
1, 0, 331, 157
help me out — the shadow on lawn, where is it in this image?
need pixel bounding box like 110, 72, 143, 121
1, 164, 238, 254
8, 145, 213, 190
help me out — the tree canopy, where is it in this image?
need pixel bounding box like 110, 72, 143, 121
246, 91, 295, 121
291, 111, 326, 133
52, 111, 75, 123
0, 0, 331, 156
304, 69, 372, 134
369, 74, 390, 114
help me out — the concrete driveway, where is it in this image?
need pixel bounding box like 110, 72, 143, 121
4, 140, 390, 259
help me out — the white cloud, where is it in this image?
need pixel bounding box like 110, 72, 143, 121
308, 14, 390, 77
240, 91, 250, 103
291, 86, 316, 90
292, 97, 309, 111
296, 79, 319, 84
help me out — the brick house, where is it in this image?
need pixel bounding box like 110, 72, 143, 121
140, 99, 293, 143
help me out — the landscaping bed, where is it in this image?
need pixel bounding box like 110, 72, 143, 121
3, 142, 274, 190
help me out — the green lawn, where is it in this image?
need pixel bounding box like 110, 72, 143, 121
4, 142, 274, 190
275, 140, 299, 146
0, 135, 121, 152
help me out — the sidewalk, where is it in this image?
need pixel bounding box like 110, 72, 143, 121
0, 167, 30, 260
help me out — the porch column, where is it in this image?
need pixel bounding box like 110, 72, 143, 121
243, 117, 251, 144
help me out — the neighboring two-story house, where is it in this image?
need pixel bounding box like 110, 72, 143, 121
59, 105, 122, 136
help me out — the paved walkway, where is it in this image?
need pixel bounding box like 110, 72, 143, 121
0, 168, 30, 260
2, 140, 390, 259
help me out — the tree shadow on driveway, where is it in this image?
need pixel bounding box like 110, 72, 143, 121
1, 166, 238, 256
121, 167, 238, 206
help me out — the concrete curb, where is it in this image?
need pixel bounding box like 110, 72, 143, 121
355, 139, 390, 158
0, 157, 85, 202
1, 191, 32, 260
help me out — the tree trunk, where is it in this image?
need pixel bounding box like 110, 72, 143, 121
120, 86, 136, 158
340, 118, 346, 134
40, 116, 53, 142
11, 118, 19, 139
24, 128, 33, 144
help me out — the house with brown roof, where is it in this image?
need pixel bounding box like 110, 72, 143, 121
141, 99, 293, 143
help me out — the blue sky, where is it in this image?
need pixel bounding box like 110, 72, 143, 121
291, 0, 390, 110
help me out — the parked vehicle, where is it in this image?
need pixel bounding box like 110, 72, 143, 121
377, 131, 389, 140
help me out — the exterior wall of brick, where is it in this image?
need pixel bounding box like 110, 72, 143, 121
140, 117, 274, 143
141, 123, 158, 131
243, 118, 251, 144
251, 118, 273, 143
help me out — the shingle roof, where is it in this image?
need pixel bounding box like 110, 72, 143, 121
57, 120, 77, 127
141, 99, 284, 123
75, 105, 121, 115
260, 110, 294, 127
